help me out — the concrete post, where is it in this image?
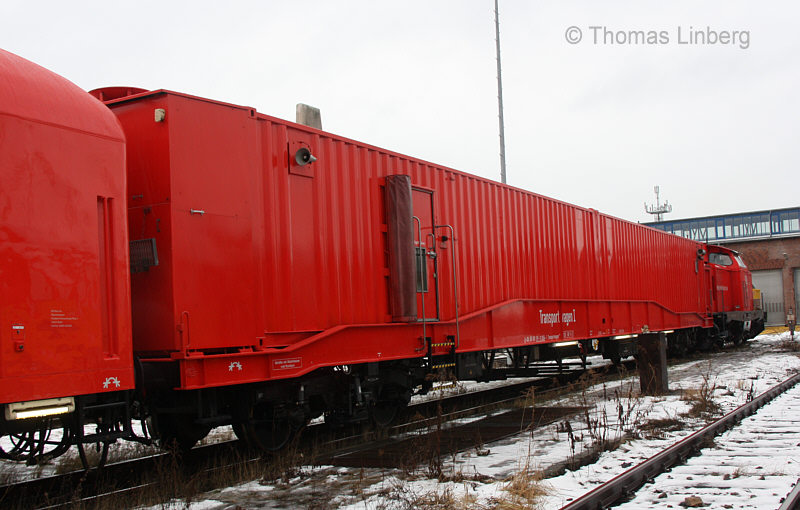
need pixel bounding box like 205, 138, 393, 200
637, 332, 668, 395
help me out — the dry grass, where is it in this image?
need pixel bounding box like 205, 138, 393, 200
0, 461, 23, 486
566, 372, 649, 451
43, 446, 286, 510
777, 338, 800, 352
396, 407, 451, 481
54, 447, 101, 474
367, 466, 548, 510
638, 416, 684, 439
681, 364, 720, 419
373, 481, 479, 510
408, 486, 476, 509
732, 466, 749, 478
261, 436, 311, 483
490, 464, 549, 510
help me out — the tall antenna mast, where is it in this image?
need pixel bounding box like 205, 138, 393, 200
644, 185, 673, 221
494, 0, 507, 184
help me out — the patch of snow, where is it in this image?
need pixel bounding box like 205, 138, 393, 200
7, 333, 800, 509
176, 332, 800, 509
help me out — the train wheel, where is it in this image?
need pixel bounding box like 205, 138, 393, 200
152, 414, 211, 453
0, 436, 23, 460
0, 433, 36, 461
695, 329, 713, 351
244, 402, 293, 452
232, 422, 247, 440
370, 400, 401, 428
729, 322, 745, 345
685, 329, 698, 354
0, 421, 72, 464
371, 384, 411, 428
668, 331, 690, 358
77, 440, 109, 470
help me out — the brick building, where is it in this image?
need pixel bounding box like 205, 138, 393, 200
646, 207, 800, 325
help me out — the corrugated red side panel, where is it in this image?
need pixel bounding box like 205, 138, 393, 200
105, 90, 712, 388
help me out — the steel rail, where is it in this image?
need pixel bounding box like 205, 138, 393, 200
2, 361, 612, 509
779, 477, 800, 510
560, 371, 800, 510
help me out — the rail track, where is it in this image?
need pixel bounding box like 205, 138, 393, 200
1, 359, 633, 509
561, 370, 800, 510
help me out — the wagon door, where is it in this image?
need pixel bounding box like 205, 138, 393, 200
412, 188, 439, 321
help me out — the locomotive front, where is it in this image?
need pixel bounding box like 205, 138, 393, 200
706, 245, 765, 343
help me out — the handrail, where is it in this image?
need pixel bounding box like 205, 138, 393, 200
436, 224, 460, 349
412, 216, 426, 350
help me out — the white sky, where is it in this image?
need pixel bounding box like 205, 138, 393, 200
3, 1, 797, 223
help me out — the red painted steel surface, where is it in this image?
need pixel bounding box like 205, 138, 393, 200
0, 50, 133, 404
97, 88, 726, 390
708, 246, 752, 314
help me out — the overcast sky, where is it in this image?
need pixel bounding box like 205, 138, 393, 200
3, 1, 797, 223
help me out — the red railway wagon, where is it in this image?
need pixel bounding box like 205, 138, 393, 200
97, 88, 713, 375
0, 50, 133, 460
89, 86, 757, 449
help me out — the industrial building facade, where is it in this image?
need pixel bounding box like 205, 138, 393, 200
647, 207, 800, 326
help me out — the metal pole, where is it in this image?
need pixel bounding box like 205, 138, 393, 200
495, 0, 507, 184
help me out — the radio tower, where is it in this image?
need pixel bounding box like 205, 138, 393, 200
644, 185, 672, 221
495, 0, 507, 184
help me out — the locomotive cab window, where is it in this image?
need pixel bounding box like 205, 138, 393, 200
415, 246, 428, 292
709, 253, 733, 266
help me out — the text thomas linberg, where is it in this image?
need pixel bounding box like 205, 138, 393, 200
589, 26, 750, 49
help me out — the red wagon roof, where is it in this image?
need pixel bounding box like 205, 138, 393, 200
0, 49, 123, 141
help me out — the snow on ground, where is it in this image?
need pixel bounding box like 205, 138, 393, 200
141, 331, 800, 509
618, 380, 800, 509
537, 331, 800, 510
0, 420, 235, 482
3, 332, 799, 509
